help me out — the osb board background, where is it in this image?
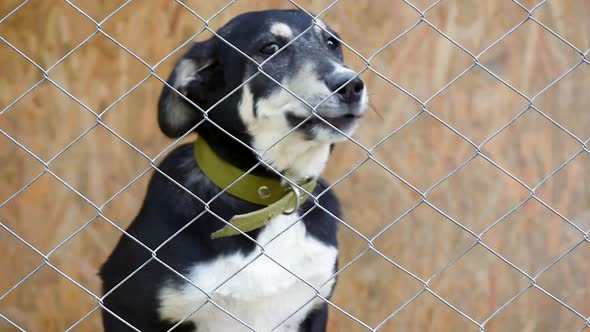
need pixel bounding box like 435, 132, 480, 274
1, 0, 589, 331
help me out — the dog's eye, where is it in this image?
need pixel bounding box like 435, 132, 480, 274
326, 37, 339, 50
260, 43, 280, 55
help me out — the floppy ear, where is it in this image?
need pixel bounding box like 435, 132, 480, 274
158, 38, 224, 138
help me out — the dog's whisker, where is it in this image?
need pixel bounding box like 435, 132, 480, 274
369, 101, 384, 120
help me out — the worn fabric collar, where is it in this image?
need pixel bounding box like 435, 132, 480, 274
193, 138, 317, 239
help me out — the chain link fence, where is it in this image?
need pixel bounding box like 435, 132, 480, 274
1, 0, 589, 331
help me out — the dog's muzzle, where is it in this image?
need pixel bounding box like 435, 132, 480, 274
312, 71, 367, 130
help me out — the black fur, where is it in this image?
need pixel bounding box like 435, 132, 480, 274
100, 9, 365, 332
100, 144, 340, 331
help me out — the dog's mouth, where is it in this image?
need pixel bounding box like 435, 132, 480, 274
286, 110, 364, 139
312, 113, 362, 130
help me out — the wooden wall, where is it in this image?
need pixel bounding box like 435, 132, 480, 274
1, 1, 589, 330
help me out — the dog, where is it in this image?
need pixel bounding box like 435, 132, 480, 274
99, 9, 367, 332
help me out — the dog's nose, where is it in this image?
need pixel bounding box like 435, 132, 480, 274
327, 74, 364, 104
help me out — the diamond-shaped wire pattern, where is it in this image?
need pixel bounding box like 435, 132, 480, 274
1, 0, 589, 331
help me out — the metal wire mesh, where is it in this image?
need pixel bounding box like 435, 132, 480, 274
1, 0, 589, 331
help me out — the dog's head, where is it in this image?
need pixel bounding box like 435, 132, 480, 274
159, 10, 367, 177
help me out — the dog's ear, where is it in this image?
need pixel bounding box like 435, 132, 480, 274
158, 38, 224, 138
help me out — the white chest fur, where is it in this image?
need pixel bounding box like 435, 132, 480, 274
158, 213, 338, 332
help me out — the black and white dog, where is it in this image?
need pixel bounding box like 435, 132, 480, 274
100, 9, 367, 332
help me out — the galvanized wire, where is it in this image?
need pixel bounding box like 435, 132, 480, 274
1, 0, 589, 331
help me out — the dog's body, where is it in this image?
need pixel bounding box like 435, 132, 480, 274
100, 10, 367, 332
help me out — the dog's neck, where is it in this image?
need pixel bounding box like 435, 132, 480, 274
198, 126, 330, 182
254, 133, 331, 181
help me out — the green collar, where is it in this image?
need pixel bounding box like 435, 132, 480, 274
193, 138, 317, 239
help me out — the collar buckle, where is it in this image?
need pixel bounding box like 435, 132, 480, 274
283, 182, 302, 215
